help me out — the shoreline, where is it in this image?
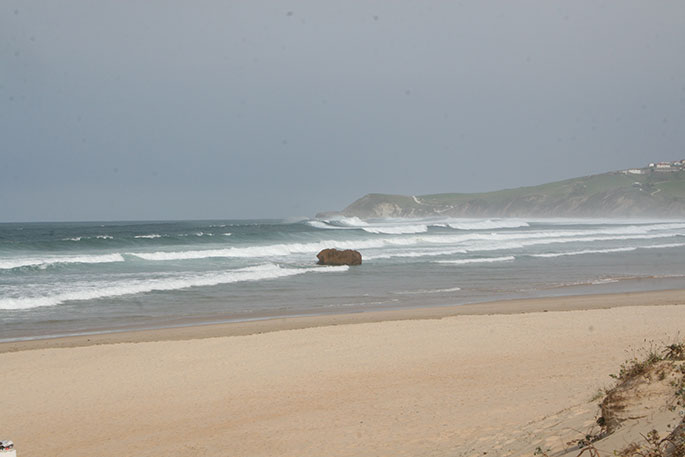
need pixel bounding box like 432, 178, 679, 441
3, 287, 684, 353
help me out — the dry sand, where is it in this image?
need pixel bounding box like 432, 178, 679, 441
1, 290, 684, 457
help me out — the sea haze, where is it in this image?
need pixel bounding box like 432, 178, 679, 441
1, 217, 685, 341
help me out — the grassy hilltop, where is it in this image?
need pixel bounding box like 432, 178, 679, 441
329, 165, 685, 218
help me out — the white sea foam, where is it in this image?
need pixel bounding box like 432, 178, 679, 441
126, 229, 683, 263
306, 221, 350, 230
134, 234, 162, 239
0, 264, 349, 310
308, 216, 369, 228
446, 219, 530, 230
529, 242, 685, 258
522, 218, 684, 226
330, 216, 368, 227
311, 219, 429, 234
307, 218, 685, 242
552, 277, 629, 288
312, 217, 531, 234
0, 254, 125, 270
364, 248, 467, 260
129, 239, 388, 261
592, 278, 620, 285
641, 242, 685, 249
530, 247, 637, 258
361, 224, 429, 234
436, 256, 515, 265
465, 232, 681, 253
128, 235, 465, 262
394, 287, 462, 295
62, 235, 113, 241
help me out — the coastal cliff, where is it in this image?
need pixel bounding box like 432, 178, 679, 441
324, 166, 685, 218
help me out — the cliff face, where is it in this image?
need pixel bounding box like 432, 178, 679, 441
336, 171, 685, 218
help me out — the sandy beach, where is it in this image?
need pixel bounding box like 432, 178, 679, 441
1, 289, 684, 457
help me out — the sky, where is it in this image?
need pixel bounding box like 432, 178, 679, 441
2, 1, 685, 222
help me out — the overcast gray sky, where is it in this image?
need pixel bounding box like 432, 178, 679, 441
2, 1, 684, 222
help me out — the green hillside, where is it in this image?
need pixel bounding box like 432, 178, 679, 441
330, 166, 685, 218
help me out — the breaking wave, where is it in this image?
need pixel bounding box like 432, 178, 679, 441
127, 230, 683, 262
446, 219, 530, 230
331, 216, 368, 227
361, 224, 429, 234
306, 218, 685, 238
364, 248, 467, 261
0, 264, 349, 310
531, 242, 685, 258
310, 220, 429, 234
0, 254, 125, 270
306, 221, 350, 230
308, 217, 529, 233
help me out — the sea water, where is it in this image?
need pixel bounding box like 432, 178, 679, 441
2, 217, 685, 341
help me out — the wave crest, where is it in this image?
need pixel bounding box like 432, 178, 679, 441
0, 254, 125, 270
361, 225, 428, 234
0, 264, 349, 310
446, 219, 530, 230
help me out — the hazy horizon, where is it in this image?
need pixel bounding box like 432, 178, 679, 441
3, 163, 685, 224
3, 1, 684, 222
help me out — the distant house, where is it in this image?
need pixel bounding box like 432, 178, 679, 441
627, 169, 644, 175
655, 162, 677, 172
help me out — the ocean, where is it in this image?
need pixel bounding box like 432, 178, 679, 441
2, 217, 685, 341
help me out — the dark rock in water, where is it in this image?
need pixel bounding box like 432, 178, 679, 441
317, 248, 362, 266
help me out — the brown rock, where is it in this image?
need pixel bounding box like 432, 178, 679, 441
316, 248, 362, 266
